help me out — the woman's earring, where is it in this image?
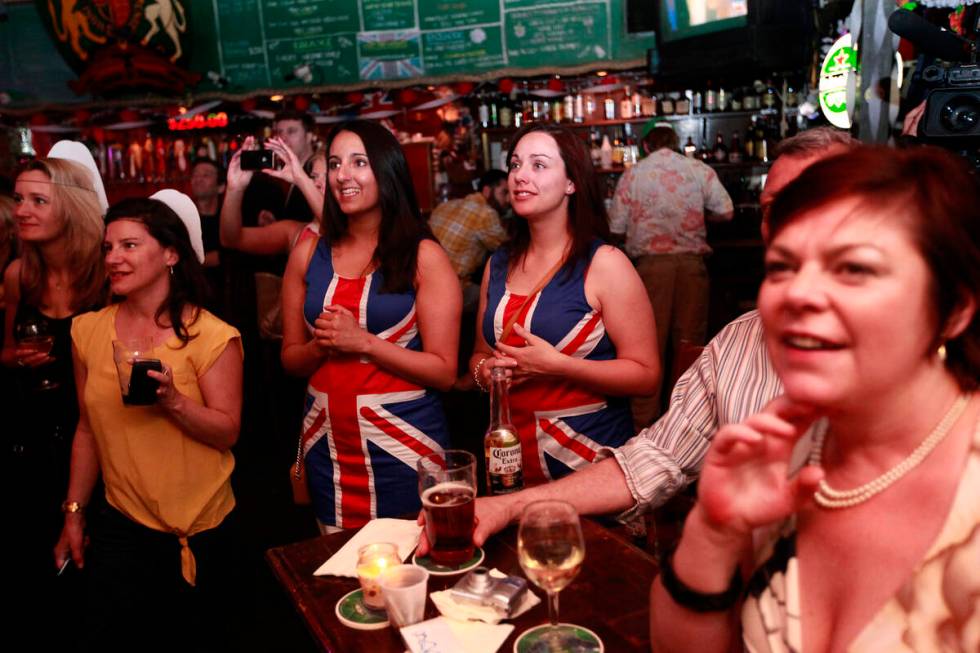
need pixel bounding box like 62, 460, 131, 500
938, 343, 948, 362
168, 265, 175, 277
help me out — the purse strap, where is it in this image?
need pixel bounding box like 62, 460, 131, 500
499, 255, 565, 343
294, 237, 323, 478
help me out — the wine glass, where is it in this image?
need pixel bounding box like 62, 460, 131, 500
517, 500, 598, 652
15, 317, 58, 391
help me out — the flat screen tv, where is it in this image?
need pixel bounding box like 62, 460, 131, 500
653, 0, 810, 78
660, 1, 749, 43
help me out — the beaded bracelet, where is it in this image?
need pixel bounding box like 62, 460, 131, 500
473, 357, 490, 392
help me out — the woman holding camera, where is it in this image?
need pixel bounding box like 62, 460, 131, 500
281, 120, 460, 531
56, 193, 243, 650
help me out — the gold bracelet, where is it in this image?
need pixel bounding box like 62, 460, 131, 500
473, 357, 490, 392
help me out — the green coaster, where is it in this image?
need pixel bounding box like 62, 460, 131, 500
335, 588, 389, 630
514, 623, 603, 653
411, 546, 484, 576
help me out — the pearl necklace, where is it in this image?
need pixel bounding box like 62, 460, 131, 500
810, 395, 969, 509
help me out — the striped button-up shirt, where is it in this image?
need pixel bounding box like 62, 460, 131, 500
600, 310, 784, 517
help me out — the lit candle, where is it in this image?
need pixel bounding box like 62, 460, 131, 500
356, 542, 400, 609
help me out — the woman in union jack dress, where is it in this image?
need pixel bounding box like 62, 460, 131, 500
472, 123, 660, 485
281, 121, 461, 531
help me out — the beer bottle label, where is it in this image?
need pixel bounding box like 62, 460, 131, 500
487, 444, 523, 495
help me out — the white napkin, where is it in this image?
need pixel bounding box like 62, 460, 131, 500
313, 518, 422, 577
430, 568, 541, 625
401, 616, 514, 653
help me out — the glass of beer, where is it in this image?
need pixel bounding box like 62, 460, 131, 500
417, 450, 476, 566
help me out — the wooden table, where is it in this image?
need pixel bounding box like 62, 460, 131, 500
266, 518, 658, 652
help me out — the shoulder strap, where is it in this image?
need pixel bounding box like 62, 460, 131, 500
499, 256, 565, 343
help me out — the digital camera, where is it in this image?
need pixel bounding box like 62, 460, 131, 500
450, 567, 528, 616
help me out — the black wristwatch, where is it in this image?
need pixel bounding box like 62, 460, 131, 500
659, 548, 744, 613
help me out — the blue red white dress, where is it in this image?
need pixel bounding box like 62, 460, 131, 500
302, 239, 449, 528
482, 240, 633, 485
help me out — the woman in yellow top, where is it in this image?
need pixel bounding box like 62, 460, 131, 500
55, 192, 243, 650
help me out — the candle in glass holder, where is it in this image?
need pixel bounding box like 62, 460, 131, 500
356, 542, 400, 609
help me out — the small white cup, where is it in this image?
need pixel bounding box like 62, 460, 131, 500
379, 564, 429, 628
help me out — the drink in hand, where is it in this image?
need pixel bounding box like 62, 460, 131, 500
421, 481, 475, 566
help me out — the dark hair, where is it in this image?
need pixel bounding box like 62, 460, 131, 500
322, 120, 433, 293
105, 198, 210, 346
478, 169, 508, 192
274, 109, 315, 134
643, 126, 680, 153
192, 158, 226, 185
504, 123, 610, 274
769, 145, 980, 390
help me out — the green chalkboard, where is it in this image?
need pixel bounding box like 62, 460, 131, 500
210, 0, 654, 91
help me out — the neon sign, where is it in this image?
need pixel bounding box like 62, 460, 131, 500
167, 112, 229, 131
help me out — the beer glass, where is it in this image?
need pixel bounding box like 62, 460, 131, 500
112, 337, 154, 403
417, 450, 476, 566
517, 500, 596, 652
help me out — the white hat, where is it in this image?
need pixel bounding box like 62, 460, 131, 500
46, 140, 109, 215
149, 189, 205, 264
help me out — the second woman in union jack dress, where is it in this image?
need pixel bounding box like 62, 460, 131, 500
472, 123, 660, 485
281, 121, 461, 530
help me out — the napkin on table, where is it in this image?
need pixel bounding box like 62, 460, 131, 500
429, 568, 541, 624
400, 616, 514, 653
313, 518, 422, 577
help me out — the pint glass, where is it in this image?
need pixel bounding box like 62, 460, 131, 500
417, 450, 476, 566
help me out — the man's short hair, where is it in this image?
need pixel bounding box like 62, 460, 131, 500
773, 127, 857, 159
643, 125, 680, 153
192, 158, 226, 184
478, 169, 508, 192
274, 109, 315, 133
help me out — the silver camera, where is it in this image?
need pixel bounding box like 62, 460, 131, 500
450, 566, 528, 616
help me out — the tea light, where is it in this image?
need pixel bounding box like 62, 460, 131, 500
356, 542, 400, 609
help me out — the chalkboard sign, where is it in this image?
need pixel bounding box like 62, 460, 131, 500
207, 0, 655, 91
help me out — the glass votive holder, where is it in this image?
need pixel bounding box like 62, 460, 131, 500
356, 542, 400, 610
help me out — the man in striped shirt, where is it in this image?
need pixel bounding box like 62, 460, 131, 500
429, 128, 858, 547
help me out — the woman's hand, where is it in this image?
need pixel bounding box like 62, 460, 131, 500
313, 305, 373, 355
697, 396, 823, 538
494, 324, 565, 381
14, 344, 54, 368
226, 137, 256, 192
262, 137, 306, 185
54, 514, 86, 570
148, 363, 181, 410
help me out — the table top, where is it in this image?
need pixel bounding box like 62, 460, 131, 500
266, 518, 658, 653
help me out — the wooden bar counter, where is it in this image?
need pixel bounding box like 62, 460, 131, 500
266, 517, 658, 652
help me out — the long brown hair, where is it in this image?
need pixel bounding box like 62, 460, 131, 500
504, 123, 610, 275
17, 158, 106, 312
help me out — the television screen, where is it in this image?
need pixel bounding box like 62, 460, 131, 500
660, 0, 749, 42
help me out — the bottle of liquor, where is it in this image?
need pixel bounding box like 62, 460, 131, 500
485, 367, 523, 495
632, 87, 642, 117
620, 86, 634, 119
589, 128, 602, 167
728, 132, 742, 164
705, 81, 717, 113
624, 122, 639, 166
712, 132, 728, 163
683, 136, 697, 158
563, 94, 575, 123
477, 94, 491, 128
502, 89, 515, 128
603, 96, 616, 120
489, 94, 499, 127
574, 93, 585, 123
600, 134, 613, 169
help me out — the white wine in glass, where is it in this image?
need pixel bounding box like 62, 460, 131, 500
517, 500, 600, 652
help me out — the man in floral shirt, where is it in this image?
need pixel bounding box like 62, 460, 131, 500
610, 123, 733, 428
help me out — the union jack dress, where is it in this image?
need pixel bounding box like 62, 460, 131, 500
482, 240, 633, 485
302, 239, 449, 528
